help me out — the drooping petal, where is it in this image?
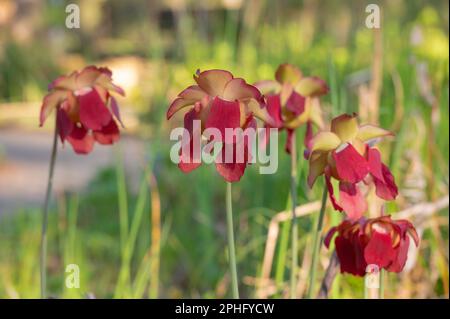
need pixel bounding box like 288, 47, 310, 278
339, 182, 367, 220
179, 108, 202, 173
364, 231, 396, 269
265, 95, 283, 128
295, 76, 329, 97
374, 164, 398, 201
56, 108, 74, 143
215, 142, 248, 182
353, 233, 370, 276
93, 119, 120, 145
78, 89, 112, 130
223, 78, 262, 102
66, 125, 94, 154
307, 151, 328, 187
194, 69, 233, 97
331, 113, 359, 142
356, 124, 393, 142
332, 143, 369, 183
387, 236, 410, 272
335, 235, 366, 276
40, 90, 67, 126
325, 173, 343, 212
310, 131, 341, 153
205, 97, 241, 143
275, 63, 302, 85
367, 147, 384, 181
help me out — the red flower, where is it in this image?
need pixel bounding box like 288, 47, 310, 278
40, 66, 125, 154
307, 113, 397, 220
254, 63, 329, 154
167, 69, 272, 182
325, 216, 419, 276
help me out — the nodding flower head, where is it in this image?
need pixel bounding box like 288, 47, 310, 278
254, 63, 329, 154
325, 215, 419, 276
307, 113, 397, 220
40, 66, 125, 154
167, 69, 273, 182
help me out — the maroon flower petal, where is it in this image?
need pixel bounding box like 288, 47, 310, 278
205, 97, 241, 143
335, 235, 366, 276
364, 231, 396, 269
66, 125, 94, 154
373, 164, 398, 201
339, 182, 367, 220
395, 219, 420, 247
367, 147, 384, 181
179, 108, 202, 173
56, 108, 74, 143
215, 142, 248, 182
353, 233, 369, 276
285, 91, 305, 116
78, 89, 112, 130
93, 120, 120, 145
387, 236, 410, 272
265, 94, 283, 128
332, 143, 369, 183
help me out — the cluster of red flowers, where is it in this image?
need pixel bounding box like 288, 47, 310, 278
41, 64, 419, 278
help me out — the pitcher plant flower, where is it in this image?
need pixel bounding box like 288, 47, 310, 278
38, 65, 125, 298
254, 63, 328, 154
167, 68, 276, 298
167, 69, 273, 182
307, 113, 397, 220
40, 65, 125, 154
325, 215, 419, 276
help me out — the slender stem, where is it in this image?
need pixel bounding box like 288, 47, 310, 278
40, 118, 58, 299
226, 182, 239, 299
306, 183, 328, 298
379, 269, 385, 298
289, 133, 298, 298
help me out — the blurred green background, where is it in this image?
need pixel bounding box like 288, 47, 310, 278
0, 0, 448, 298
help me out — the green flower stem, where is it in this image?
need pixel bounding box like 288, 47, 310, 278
226, 182, 239, 299
306, 183, 328, 298
379, 268, 385, 298
40, 119, 58, 299
290, 133, 298, 298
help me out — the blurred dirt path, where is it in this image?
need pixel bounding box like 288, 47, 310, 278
0, 128, 144, 215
